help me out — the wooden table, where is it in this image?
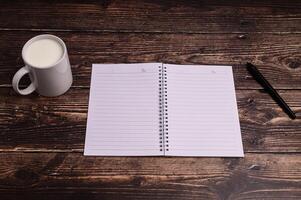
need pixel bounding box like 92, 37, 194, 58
1, 1, 301, 199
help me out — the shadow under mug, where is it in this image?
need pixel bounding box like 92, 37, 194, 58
12, 34, 73, 97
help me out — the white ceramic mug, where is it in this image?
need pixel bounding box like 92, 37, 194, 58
12, 34, 73, 96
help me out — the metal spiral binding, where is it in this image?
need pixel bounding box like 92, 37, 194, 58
163, 65, 169, 152
158, 65, 164, 152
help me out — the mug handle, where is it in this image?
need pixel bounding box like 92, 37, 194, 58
12, 66, 36, 95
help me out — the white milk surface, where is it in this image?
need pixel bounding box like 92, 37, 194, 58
24, 38, 64, 68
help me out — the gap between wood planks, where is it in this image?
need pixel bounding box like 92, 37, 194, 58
0, 148, 300, 154
1, 84, 301, 91
1, 28, 301, 34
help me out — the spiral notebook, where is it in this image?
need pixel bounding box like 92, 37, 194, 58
84, 63, 244, 157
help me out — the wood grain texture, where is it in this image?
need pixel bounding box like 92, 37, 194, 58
1, 31, 301, 89
1, 1, 301, 199
1, 88, 300, 153
0, 0, 301, 33
0, 152, 300, 200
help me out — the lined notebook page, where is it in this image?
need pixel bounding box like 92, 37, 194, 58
165, 64, 244, 157
84, 63, 162, 156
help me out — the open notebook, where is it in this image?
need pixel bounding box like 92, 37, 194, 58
84, 63, 244, 157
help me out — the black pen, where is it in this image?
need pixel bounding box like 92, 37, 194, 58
246, 63, 296, 120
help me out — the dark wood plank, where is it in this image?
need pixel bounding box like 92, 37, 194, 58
0, 152, 300, 199
1, 31, 301, 89
1, 88, 300, 153
0, 0, 301, 33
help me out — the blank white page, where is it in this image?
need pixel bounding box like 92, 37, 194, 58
84, 63, 162, 156
164, 64, 244, 157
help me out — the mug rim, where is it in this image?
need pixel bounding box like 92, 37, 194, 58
22, 34, 67, 69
